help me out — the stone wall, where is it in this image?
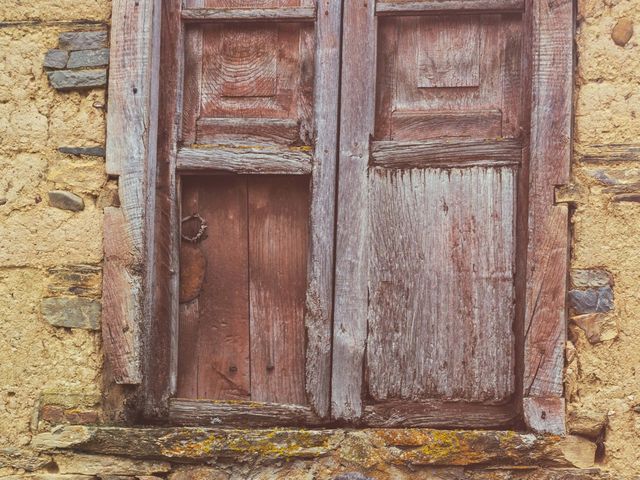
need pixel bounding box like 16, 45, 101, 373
0, 0, 639, 478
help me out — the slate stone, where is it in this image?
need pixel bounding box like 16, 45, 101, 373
334, 475, 373, 480
569, 287, 614, 314
570, 269, 612, 289
613, 193, 640, 203
48, 70, 107, 91
48, 190, 84, 212
41, 297, 101, 330
67, 48, 110, 69
0, 198, 6, 206
611, 18, 634, 47
59, 31, 108, 51
44, 49, 69, 69
58, 146, 106, 157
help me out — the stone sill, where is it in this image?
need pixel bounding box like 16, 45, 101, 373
31, 426, 596, 470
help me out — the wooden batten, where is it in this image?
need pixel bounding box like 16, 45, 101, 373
176, 146, 313, 174
181, 7, 316, 23
169, 399, 325, 427
522, 0, 574, 434
371, 138, 522, 168
376, 0, 525, 15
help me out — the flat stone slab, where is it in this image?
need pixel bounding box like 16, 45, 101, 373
59, 31, 108, 51
67, 49, 110, 69
41, 297, 101, 330
44, 49, 69, 69
48, 190, 84, 212
48, 70, 107, 91
31, 426, 596, 469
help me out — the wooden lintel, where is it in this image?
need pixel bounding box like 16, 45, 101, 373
376, 0, 525, 16
176, 146, 313, 174
181, 7, 316, 23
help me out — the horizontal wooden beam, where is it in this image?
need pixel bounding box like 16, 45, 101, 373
169, 399, 325, 427
363, 400, 517, 429
371, 138, 522, 169
579, 143, 640, 163
181, 7, 316, 23
376, 0, 525, 15
176, 145, 313, 174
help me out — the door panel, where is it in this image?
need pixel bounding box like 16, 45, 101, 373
367, 167, 515, 403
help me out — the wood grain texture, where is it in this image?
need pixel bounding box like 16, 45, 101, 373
177, 176, 251, 401
146, 0, 180, 417
331, 0, 377, 421
106, 0, 161, 394
182, 7, 316, 23
304, 0, 342, 419
376, 0, 525, 15
102, 207, 142, 384
523, 0, 573, 432
363, 401, 517, 428
367, 167, 516, 403
196, 117, 302, 145
176, 146, 313, 174
371, 138, 522, 168
392, 111, 503, 141
169, 399, 324, 427
248, 177, 309, 405
523, 397, 566, 434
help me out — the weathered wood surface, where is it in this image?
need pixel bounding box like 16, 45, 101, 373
176, 146, 313, 174
248, 177, 309, 405
105, 0, 161, 391
579, 144, 640, 163
392, 111, 503, 140
376, 0, 525, 15
331, 0, 377, 421
523, 0, 573, 433
363, 400, 516, 428
146, 0, 180, 417
371, 138, 522, 168
523, 397, 566, 435
102, 207, 142, 384
170, 399, 322, 427
196, 117, 302, 145
304, 0, 342, 420
33, 425, 596, 468
367, 167, 516, 402
181, 7, 316, 23
177, 176, 251, 401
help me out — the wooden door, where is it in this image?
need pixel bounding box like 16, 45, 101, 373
332, 0, 528, 427
160, 0, 342, 424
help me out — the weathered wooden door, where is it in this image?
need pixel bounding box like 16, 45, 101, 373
331, 0, 528, 426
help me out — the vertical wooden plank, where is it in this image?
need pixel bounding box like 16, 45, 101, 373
193, 176, 251, 400
332, 0, 377, 421
105, 0, 161, 394
248, 176, 309, 405
146, 0, 182, 416
305, 0, 342, 418
102, 207, 143, 384
182, 0, 204, 144
366, 168, 516, 402
523, 0, 573, 434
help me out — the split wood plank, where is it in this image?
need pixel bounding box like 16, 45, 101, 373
176, 146, 313, 174
392, 110, 503, 140
102, 207, 142, 384
371, 138, 522, 168
169, 399, 324, 427
376, 0, 525, 15
248, 177, 309, 405
196, 117, 302, 145
181, 7, 316, 23
523, 0, 574, 433
331, 0, 377, 421
145, 0, 181, 416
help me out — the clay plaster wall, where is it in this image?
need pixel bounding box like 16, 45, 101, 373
0, 0, 639, 478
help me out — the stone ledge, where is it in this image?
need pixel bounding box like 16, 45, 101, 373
31, 426, 596, 469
